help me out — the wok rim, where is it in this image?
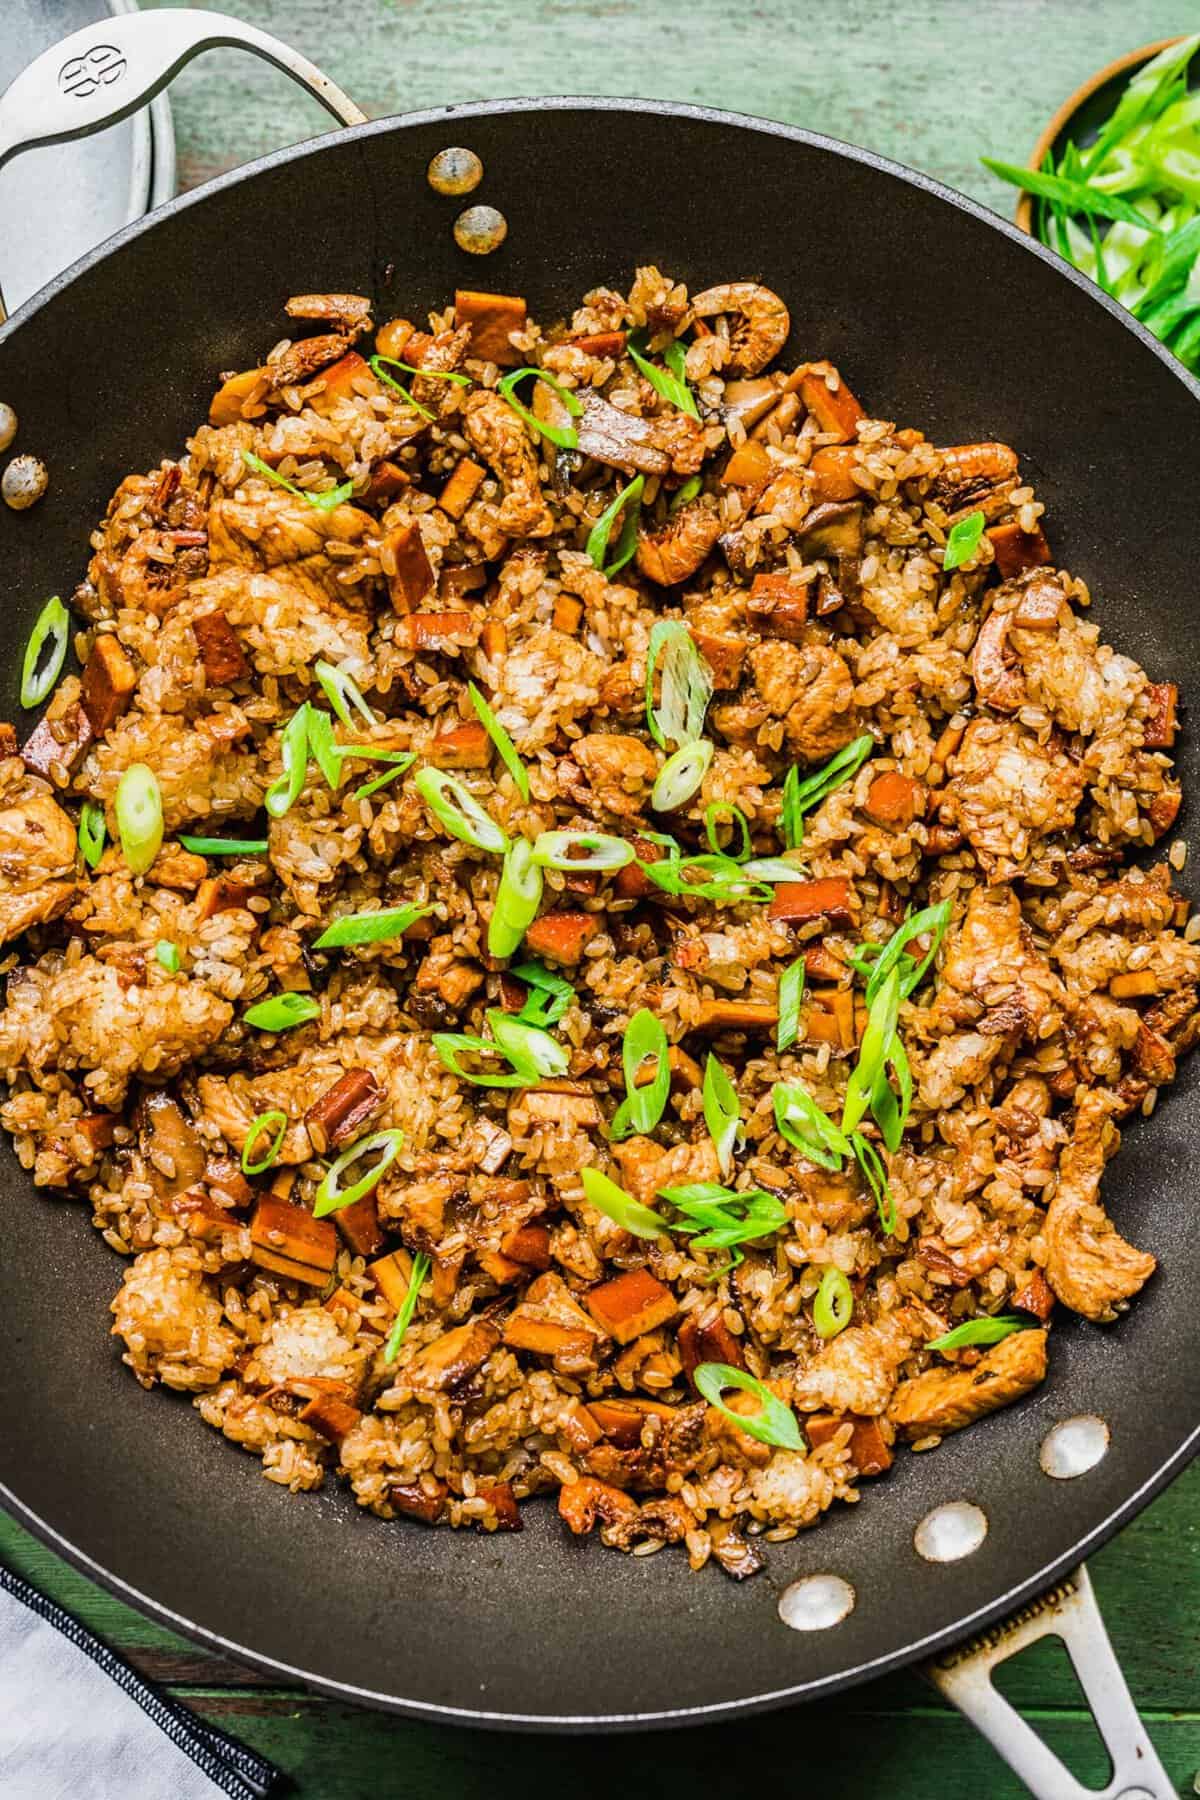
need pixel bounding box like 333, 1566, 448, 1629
2, 93, 1198, 1729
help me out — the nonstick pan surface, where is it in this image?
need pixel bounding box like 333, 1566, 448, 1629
1, 99, 1198, 1726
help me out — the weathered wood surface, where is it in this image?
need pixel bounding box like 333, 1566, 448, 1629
5, 2, 1199, 1792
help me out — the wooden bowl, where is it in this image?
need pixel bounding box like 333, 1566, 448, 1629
1015, 37, 1183, 234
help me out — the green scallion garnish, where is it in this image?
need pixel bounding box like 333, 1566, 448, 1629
243, 992, 321, 1033
780, 734, 875, 847
179, 835, 269, 856
942, 509, 986, 572
21, 596, 70, 709
384, 1250, 431, 1363
368, 355, 434, 419
645, 619, 714, 750
241, 1109, 288, 1175
627, 331, 699, 419
487, 1010, 569, 1078
659, 1182, 787, 1251
850, 1130, 895, 1235
431, 1032, 541, 1088
638, 851, 772, 906
314, 660, 376, 730
154, 939, 180, 974
531, 829, 634, 872
313, 904, 430, 950
468, 681, 530, 802
702, 1052, 742, 1178
242, 449, 353, 513
264, 703, 311, 820
115, 764, 163, 876
414, 766, 507, 856
497, 366, 583, 449
813, 1267, 854, 1340
704, 801, 751, 861
609, 1008, 670, 1140
488, 838, 543, 960
773, 1082, 852, 1171
313, 1127, 406, 1218
776, 959, 805, 1053
693, 1363, 804, 1451
586, 474, 644, 577
77, 800, 106, 871
927, 1315, 1035, 1353
671, 473, 703, 512
579, 1166, 665, 1239
651, 738, 714, 813
510, 961, 574, 1027
845, 899, 952, 1005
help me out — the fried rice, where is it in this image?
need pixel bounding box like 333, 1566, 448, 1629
0, 268, 1193, 1578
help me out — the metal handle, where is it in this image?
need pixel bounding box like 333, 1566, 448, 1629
0, 7, 365, 319
926, 1564, 1174, 1800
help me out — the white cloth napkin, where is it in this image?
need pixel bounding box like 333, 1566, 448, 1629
0, 1566, 280, 1800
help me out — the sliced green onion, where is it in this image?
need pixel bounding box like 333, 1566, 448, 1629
21, 596, 69, 708
651, 738, 714, 812
350, 750, 416, 802
703, 801, 751, 860
1083, 35, 1200, 177
702, 1052, 742, 1178
154, 939, 180, 973
243, 992, 321, 1032
531, 830, 634, 872
671, 474, 703, 511
847, 899, 952, 1005
639, 851, 772, 906
661, 1183, 787, 1250
497, 366, 583, 449
850, 1130, 895, 1235
780, 734, 875, 847
367, 356, 433, 419
414, 766, 507, 856
468, 681, 529, 801
241, 1109, 287, 1175
511, 961, 574, 1026
740, 856, 806, 882
314, 660, 376, 730
942, 509, 986, 572
586, 474, 645, 577
305, 708, 344, 790
628, 331, 699, 419
115, 763, 163, 875
372, 351, 471, 401
77, 800, 106, 870
927, 1314, 1034, 1353
842, 966, 901, 1136
313, 1127, 405, 1218
384, 1250, 431, 1363
645, 619, 714, 749
981, 159, 1162, 232
777, 959, 805, 1053
313, 904, 430, 950
431, 1032, 540, 1088
241, 449, 353, 512
773, 1083, 852, 1171
813, 1267, 854, 1340
870, 1030, 912, 1154
609, 1008, 670, 1140
305, 712, 415, 801
579, 1166, 665, 1239
265, 703, 311, 819
179, 835, 269, 856
486, 1009, 569, 1078
694, 1363, 805, 1451
489, 838, 543, 959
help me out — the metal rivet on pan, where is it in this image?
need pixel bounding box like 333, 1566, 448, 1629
914, 1501, 988, 1564
453, 205, 508, 256
2, 453, 48, 511
1040, 1415, 1110, 1480
777, 1573, 855, 1632
0, 403, 16, 453
427, 147, 483, 196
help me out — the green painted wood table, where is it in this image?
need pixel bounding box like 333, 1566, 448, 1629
4, 2, 1199, 1793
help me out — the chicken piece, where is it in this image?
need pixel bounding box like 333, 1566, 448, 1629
1043, 1090, 1156, 1321
0, 789, 77, 945
942, 719, 1085, 882
572, 733, 658, 819
267, 333, 351, 388
916, 1029, 1007, 1112
84, 709, 261, 833
284, 292, 372, 337
463, 390, 555, 537
713, 641, 858, 762
924, 884, 1066, 1042
791, 1310, 923, 1417
504, 1272, 604, 1373
889, 1329, 1047, 1438
612, 1134, 721, 1204
111, 1246, 238, 1391
173, 569, 371, 690
405, 1317, 502, 1393
207, 491, 374, 602
636, 495, 723, 586
0, 955, 233, 1110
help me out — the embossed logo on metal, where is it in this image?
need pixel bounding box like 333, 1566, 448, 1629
58, 45, 127, 101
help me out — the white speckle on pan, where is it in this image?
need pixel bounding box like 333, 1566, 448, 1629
778, 1573, 855, 1631
1040, 1415, 1110, 1481
914, 1501, 988, 1564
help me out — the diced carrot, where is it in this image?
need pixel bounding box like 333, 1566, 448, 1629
333, 1194, 385, 1258
803, 943, 845, 981
0, 722, 16, 758
584, 1268, 677, 1344
1012, 1268, 1055, 1321
864, 771, 926, 828
523, 911, 599, 966
192, 612, 249, 686
209, 367, 267, 427
195, 875, 256, 921
768, 878, 855, 925
481, 620, 507, 659
559, 1398, 605, 1452
809, 445, 862, 502
689, 627, 746, 691
454, 289, 528, 366
406, 610, 481, 651
986, 519, 1052, 578
439, 562, 487, 600
476, 1479, 523, 1531
390, 1478, 448, 1524
614, 834, 663, 900
385, 521, 434, 612
587, 1396, 676, 1445
677, 1311, 746, 1388
249, 1196, 338, 1285
311, 350, 370, 413
368, 1247, 415, 1313
795, 363, 865, 442
503, 1316, 596, 1360
568, 331, 627, 358
439, 457, 486, 520
323, 1285, 359, 1316
1148, 789, 1182, 838
500, 1223, 551, 1269
552, 593, 584, 633
806, 988, 857, 1051
1143, 682, 1179, 748
721, 440, 773, 489
693, 999, 779, 1033
746, 571, 811, 641
804, 1412, 893, 1476
375, 318, 415, 360
364, 459, 411, 504
478, 1250, 526, 1285
80, 635, 137, 735
1109, 971, 1160, 999
163, 1188, 239, 1240
299, 1393, 362, 1444
428, 721, 492, 769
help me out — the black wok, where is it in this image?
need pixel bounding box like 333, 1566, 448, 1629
0, 8, 1197, 1777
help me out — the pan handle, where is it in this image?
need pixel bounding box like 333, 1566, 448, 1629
926, 1563, 1174, 1799
0, 6, 364, 172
